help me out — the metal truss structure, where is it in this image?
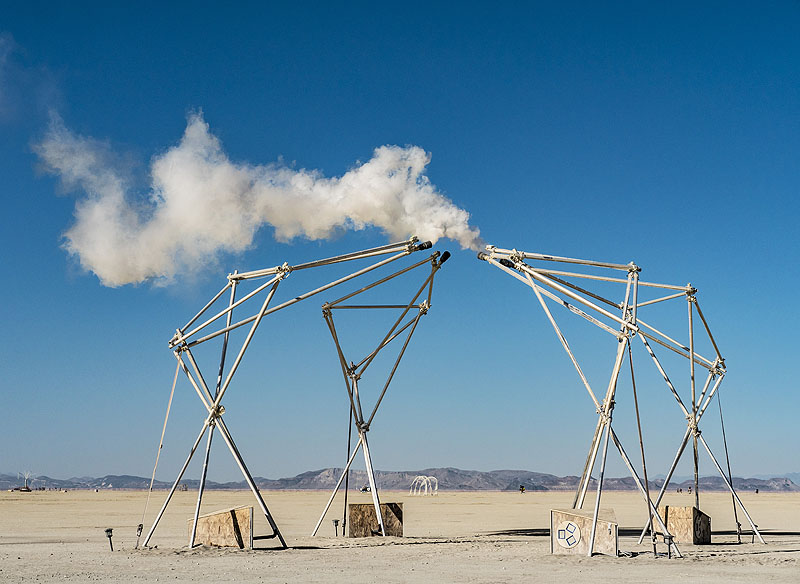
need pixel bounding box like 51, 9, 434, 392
311, 249, 450, 536
140, 237, 438, 549
478, 245, 764, 556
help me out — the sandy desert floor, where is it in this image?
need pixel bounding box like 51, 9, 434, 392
1, 488, 798, 583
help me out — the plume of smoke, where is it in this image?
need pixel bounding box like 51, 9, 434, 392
36, 113, 482, 287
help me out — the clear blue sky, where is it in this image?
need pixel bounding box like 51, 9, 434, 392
2, 2, 798, 484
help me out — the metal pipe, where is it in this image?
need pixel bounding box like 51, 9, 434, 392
610, 428, 681, 558
311, 435, 363, 536
697, 434, 765, 544
366, 313, 423, 427
176, 275, 279, 346
693, 298, 724, 361
689, 296, 699, 509
361, 431, 386, 536
588, 419, 612, 556
489, 248, 632, 271
518, 267, 690, 291
190, 423, 215, 547
179, 282, 232, 334
186, 250, 412, 348
637, 427, 692, 544
636, 292, 687, 308
215, 419, 287, 548
141, 420, 211, 547
326, 255, 435, 307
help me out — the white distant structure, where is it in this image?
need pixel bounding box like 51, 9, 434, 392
409, 475, 438, 496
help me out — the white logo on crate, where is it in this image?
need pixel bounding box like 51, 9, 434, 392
555, 520, 581, 549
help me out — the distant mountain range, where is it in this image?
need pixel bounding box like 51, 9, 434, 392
3, 468, 798, 492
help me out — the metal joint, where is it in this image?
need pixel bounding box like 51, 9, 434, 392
419, 300, 430, 315
277, 262, 292, 278
627, 261, 641, 273
211, 404, 225, 419
357, 421, 370, 432
404, 235, 420, 252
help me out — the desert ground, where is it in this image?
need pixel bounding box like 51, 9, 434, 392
1, 488, 798, 583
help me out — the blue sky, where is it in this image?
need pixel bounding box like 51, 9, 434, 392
1, 2, 798, 484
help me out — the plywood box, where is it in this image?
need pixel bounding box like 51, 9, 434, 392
550, 508, 618, 556
348, 503, 403, 537
658, 505, 711, 544
187, 506, 253, 548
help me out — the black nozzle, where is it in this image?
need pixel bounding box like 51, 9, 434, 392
477, 251, 489, 261
499, 258, 516, 269
414, 241, 433, 251
439, 251, 451, 265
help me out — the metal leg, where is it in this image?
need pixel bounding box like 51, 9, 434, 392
698, 434, 765, 544
588, 419, 612, 556
311, 435, 363, 536
215, 419, 287, 548
189, 423, 215, 547
361, 431, 386, 536
142, 420, 210, 548
638, 427, 691, 544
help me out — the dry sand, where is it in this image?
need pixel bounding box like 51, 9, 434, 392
2, 489, 798, 582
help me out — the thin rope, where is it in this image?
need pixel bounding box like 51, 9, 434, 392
718, 387, 742, 542
136, 360, 180, 548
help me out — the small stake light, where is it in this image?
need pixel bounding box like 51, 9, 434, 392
332, 519, 340, 536
105, 528, 114, 551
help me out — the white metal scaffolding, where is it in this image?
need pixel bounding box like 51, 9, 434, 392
311, 249, 450, 536
478, 245, 764, 556
139, 237, 438, 549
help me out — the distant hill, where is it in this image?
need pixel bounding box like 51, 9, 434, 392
3, 469, 798, 492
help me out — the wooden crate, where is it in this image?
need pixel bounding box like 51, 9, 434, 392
187, 506, 253, 548
658, 505, 711, 544
550, 508, 618, 556
348, 502, 403, 537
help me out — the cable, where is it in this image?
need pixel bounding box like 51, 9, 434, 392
136, 360, 180, 548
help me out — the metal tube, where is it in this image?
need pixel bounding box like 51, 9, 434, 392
637, 427, 692, 544
177, 275, 279, 346
311, 435, 363, 536
693, 298, 724, 361
141, 420, 210, 547
573, 418, 603, 509
186, 250, 412, 348
180, 282, 232, 334
636, 292, 687, 308
214, 418, 286, 547
489, 248, 632, 271
357, 270, 435, 376
235, 239, 413, 280
697, 434, 765, 544
326, 255, 435, 307
528, 274, 600, 409
638, 335, 693, 420
212, 280, 281, 410
519, 267, 690, 291
610, 428, 681, 558
361, 431, 386, 536
588, 419, 612, 556
366, 312, 423, 427
190, 423, 215, 547
689, 296, 699, 509
518, 263, 634, 331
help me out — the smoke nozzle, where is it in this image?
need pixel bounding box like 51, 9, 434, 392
439, 251, 451, 265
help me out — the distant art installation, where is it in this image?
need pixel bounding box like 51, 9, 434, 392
479, 245, 763, 557
409, 475, 439, 496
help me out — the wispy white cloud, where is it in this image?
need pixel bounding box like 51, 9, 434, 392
36, 112, 482, 287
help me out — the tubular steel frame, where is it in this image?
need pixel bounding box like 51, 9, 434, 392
140, 237, 437, 549
311, 249, 450, 536
478, 245, 764, 556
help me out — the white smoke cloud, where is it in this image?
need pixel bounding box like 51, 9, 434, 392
36, 112, 482, 287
